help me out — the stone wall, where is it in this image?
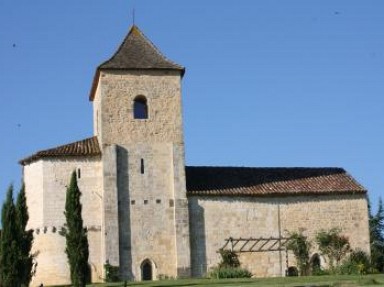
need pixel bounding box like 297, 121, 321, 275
24, 157, 103, 286
280, 194, 370, 256
189, 193, 370, 277
95, 70, 191, 280
25, 161, 44, 229
98, 70, 184, 146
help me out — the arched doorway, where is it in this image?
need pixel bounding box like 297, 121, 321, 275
141, 259, 153, 281
310, 253, 321, 275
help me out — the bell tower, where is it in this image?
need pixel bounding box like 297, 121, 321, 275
90, 25, 191, 280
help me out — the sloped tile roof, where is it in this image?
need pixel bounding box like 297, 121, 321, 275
99, 25, 184, 72
19, 136, 101, 165
186, 166, 366, 196
90, 25, 185, 101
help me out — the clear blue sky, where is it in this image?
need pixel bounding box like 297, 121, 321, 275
0, 1, 383, 211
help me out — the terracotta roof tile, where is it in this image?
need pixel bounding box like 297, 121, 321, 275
186, 166, 366, 196
19, 136, 101, 165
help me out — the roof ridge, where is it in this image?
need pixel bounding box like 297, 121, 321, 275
97, 25, 135, 69
186, 166, 345, 170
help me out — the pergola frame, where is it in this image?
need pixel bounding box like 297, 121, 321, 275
220, 236, 294, 275
221, 236, 290, 253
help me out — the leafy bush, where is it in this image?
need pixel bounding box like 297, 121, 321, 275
209, 267, 252, 278
316, 228, 351, 270
210, 249, 251, 278
349, 249, 371, 272
338, 249, 371, 275
104, 262, 120, 282
218, 249, 240, 268
286, 231, 311, 276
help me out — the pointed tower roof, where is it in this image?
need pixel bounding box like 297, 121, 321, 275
90, 25, 185, 100
99, 25, 184, 71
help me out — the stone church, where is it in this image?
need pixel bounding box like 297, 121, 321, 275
20, 25, 370, 286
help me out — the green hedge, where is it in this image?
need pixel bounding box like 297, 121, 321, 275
209, 267, 252, 279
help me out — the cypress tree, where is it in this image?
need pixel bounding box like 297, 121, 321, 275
15, 183, 34, 287
64, 171, 89, 287
0, 185, 20, 287
370, 197, 384, 272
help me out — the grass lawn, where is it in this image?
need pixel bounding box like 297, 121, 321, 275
76, 274, 384, 287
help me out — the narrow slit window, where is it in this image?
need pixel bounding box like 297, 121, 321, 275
77, 168, 81, 179
140, 159, 145, 174
133, 96, 148, 119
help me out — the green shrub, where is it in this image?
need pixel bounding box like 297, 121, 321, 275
338, 249, 371, 275
209, 267, 252, 279
286, 231, 311, 276
316, 228, 350, 270
104, 262, 120, 282
218, 249, 240, 268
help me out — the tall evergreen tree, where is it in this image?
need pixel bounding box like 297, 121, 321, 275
369, 197, 384, 272
64, 171, 89, 287
0, 186, 21, 287
16, 183, 34, 286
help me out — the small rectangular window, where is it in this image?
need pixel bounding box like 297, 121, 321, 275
169, 199, 174, 207
131, 200, 135, 205
144, 199, 148, 205
156, 199, 161, 204
140, 159, 144, 174
77, 168, 81, 179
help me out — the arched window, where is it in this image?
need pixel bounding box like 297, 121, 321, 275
133, 96, 148, 119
